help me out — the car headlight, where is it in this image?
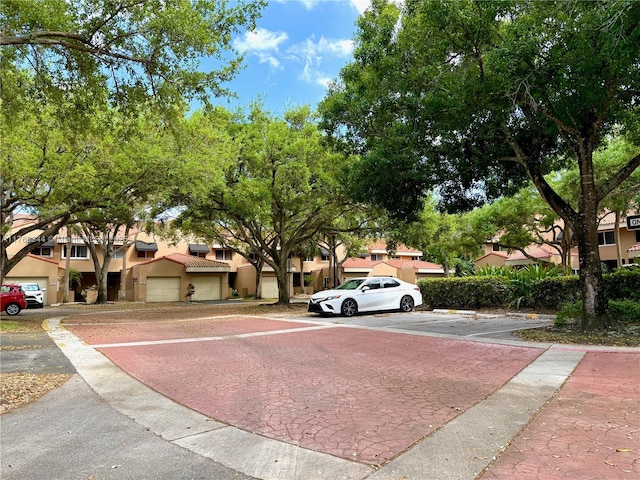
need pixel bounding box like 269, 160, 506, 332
313, 295, 342, 303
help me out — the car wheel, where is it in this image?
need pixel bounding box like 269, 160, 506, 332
341, 298, 358, 317
5, 303, 21, 316
400, 295, 415, 312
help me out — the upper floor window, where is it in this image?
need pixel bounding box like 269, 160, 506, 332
32, 246, 53, 257
598, 231, 615, 246
215, 249, 233, 261
135, 241, 158, 259
370, 254, 382, 261
62, 245, 89, 259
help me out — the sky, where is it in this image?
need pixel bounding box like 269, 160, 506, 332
205, 0, 371, 116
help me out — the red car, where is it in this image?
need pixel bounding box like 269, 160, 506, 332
1, 284, 28, 316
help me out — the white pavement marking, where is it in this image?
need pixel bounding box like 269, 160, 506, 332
92, 324, 337, 349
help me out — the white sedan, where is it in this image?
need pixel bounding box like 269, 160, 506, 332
307, 277, 423, 317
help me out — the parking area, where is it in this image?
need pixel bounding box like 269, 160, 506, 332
295, 310, 555, 340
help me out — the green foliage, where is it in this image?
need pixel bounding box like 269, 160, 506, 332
609, 300, 640, 324
0, 0, 266, 121
556, 300, 640, 327
320, 0, 640, 328
418, 277, 510, 309
530, 276, 582, 311
476, 264, 565, 308
422, 265, 640, 314
169, 105, 372, 303
605, 267, 640, 301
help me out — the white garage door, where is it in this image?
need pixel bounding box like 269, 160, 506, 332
5, 277, 49, 305
261, 277, 278, 299
192, 276, 221, 301
146, 277, 181, 303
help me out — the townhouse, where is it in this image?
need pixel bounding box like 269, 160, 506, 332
4, 218, 444, 305
475, 212, 640, 271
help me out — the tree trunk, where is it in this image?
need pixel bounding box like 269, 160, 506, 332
577, 150, 609, 331
95, 259, 110, 304
275, 252, 290, 305
253, 257, 264, 299
63, 236, 71, 303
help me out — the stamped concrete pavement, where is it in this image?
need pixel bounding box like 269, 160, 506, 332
2, 308, 638, 480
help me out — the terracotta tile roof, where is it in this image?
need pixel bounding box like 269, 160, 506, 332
342, 257, 444, 273
629, 243, 640, 252
342, 258, 377, 270
25, 253, 65, 267
367, 239, 422, 255
506, 245, 556, 262
164, 253, 229, 268
475, 251, 509, 261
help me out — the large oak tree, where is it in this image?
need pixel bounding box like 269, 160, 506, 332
319, 0, 640, 330
167, 105, 371, 304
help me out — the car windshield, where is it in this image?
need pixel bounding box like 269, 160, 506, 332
21, 285, 39, 291
335, 279, 365, 290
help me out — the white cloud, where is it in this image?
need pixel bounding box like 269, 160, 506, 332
288, 36, 354, 61
350, 0, 371, 14
289, 36, 353, 87
233, 28, 289, 68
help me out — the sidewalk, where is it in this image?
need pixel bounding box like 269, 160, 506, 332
2, 312, 638, 479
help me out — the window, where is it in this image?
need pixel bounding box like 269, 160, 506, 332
364, 279, 381, 289
189, 244, 209, 258
32, 246, 53, 257
598, 231, 615, 246
215, 249, 233, 261
135, 241, 158, 259
382, 278, 400, 288
636, 231, 640, 242
321, 253, 329, 262
370, 254, 382, 261
62, 245, 89, 259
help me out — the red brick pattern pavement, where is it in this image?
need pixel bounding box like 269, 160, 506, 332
67, 317, 543, 466
481, 351, 640, 479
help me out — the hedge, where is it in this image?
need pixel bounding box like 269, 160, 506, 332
419, 276, 510, 309
418, 267, 640, 311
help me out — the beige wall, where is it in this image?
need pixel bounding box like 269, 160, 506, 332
129, 259, 228, 302
5, 256, 61, 305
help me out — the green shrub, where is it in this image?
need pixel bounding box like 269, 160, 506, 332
554, 299, 640, 326
530, 275, 581, 310
608, 299, 640, 323
554, 301, 583, 327
605, 267, 640, 301
419, 277, 509, 309
419, 265, 640, 312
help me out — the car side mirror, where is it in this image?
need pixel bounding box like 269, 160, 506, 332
361, 286, 370, 292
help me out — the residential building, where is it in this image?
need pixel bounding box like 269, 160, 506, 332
475, 212, 640, 271
5, 219, 443, 305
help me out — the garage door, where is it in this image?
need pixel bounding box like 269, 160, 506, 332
146, 277, 181, 303
191, 276, 221, 301
5, 277, 49, 305
261, 277, 278, 299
